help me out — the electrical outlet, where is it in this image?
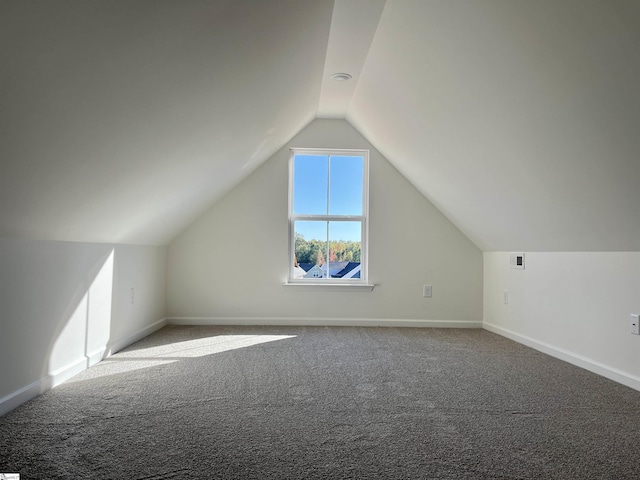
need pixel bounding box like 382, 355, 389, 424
503, 291, 509, 305
423, 285, 432, 298
130, 288, 135, 305
631, 314, 639, 335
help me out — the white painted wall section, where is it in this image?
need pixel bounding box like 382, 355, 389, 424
484, 252, 640, 390
0, 239, 167, 415
167, 119, 483, 324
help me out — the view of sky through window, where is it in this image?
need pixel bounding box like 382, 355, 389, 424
293, 154, 363, 242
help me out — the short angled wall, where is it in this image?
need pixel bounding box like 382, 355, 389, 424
0, 239, 167, 417
484, 251, 640, 392
0, 318, 167, 416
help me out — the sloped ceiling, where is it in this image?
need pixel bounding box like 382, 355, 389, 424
0, 0, 333, 245
349, 0, 640, 251
1, 0, 639, 251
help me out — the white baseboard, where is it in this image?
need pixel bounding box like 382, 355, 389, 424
483, 322, 640, 392
49, 357, 89, 387
0, 317, 168, 417
0, 379, 45, 418
86, 347, 108, 368
167, 317, 482, 329
106, 317, 168, 355
0, 357, 89, 417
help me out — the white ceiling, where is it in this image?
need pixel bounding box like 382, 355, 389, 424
0, 0, 333, 244
348, 0, 640, 251
316, 0, 386, 118
1, 0, 639, 251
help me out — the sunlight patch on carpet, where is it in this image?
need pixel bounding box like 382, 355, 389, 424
67, 335, 296, 382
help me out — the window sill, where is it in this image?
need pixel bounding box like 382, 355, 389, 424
282, 282, 375, 292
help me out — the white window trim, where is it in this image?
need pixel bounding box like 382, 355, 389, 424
282, 282, 375, 291
286, 147, 371, 288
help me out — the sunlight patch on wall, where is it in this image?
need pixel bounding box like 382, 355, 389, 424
49, 249, 114, 380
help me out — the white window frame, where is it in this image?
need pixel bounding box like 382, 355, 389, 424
287, 148, 370, 286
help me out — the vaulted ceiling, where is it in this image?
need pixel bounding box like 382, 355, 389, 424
1, 0, 639, 251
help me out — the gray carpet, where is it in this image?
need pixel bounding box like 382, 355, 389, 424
2, 325, 640, 479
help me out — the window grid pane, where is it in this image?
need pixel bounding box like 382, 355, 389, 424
293, 220, 363, 280
292, 155, 328, 215
329, 156, 363, 216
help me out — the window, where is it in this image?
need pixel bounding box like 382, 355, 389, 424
288, 148, 369, 284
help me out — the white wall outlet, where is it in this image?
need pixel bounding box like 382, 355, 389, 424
503, 290, 509, 305
130, 287, 135, 305
631, 314, 639, 335
509, 253, 525, 269
423, 285, 432, 298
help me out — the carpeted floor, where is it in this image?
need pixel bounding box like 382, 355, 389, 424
2, 325, 640, 479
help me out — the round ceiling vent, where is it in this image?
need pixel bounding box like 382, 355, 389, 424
331, 73, 352, 81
